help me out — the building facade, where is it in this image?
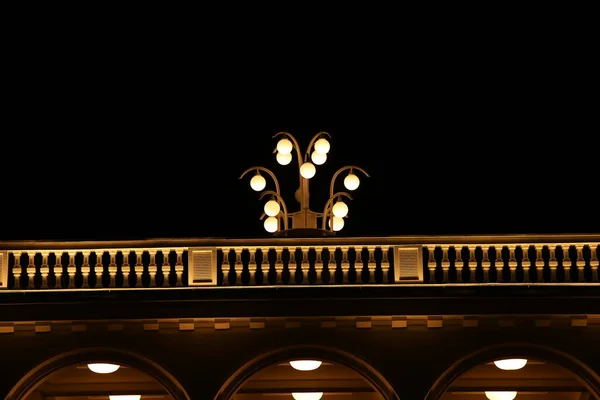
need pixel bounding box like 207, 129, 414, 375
1, 234, 599, 400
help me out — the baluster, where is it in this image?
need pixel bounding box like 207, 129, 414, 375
382, 246, 391, 283
315, 246, 324, 284
328, 247, 338, 283
424, 247, 435, 283
366, 246, 376, 284
95, 251, 105, 288
121, 250, 130, 288
275, 248, 284, 285
563, 245, 572, 282
526, 246, 534, 282
174, 250, 184, 286
263, 247, 274, 285
507, 246, 518, 283
12, 252, 22, 289
54, 252, 65, 288
108, 251, 118, 287
573, 245, 584, 282
340, 247, 350, 284
289, 248, 298, 284
248, 248, 257, 285
12, 252, 23, 289
517, 246, 535, 282
465, 246, 475, 283
546, 246, 557, 282
40, 252, 50, 289
301, 247, 310, 284
355, 247, 364, 283
67, 252, 76, 288
81, 251, 90, 288
534, 245, 542, 282
481, 246, 491, 282
232, 248, 243, 285
26, 252, 36, 289
594, 244, 600, 282
133, 251, 144, 288
162, 250, 172, 286
441, 246, 450, 283
455, 246, 464, 283
493, 246, 504, 283
148, 250, 157, 287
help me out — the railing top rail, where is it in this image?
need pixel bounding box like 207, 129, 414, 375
1, 233, 599, 251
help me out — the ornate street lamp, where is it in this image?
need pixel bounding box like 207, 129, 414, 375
239, 131, 369, 237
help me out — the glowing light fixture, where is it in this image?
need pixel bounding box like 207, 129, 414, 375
277, 152, 293, 165
300, 162, 316, 179
310, 151, 327, 165
292, 393, 323, 400
314, 137, 330, 154
493, 359, 528, 370
250, 173, 267, 191
264, 200, 280, 217
87, 363, 120, 374
277, 138, 293, 154
332, 201, 348, 218
264, 216, 278, 233
344, 172, 360, 191
239, 132, 369, 235
109, 396, 141, 400
328, 216, 345, 231
289, 360, 322, 371
485, 391, 518, 400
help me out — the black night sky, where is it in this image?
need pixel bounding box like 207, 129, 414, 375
2, 0, 597, 242
3, 115, 597, 241
2, 34, 598, 241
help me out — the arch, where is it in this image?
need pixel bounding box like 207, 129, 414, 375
425, 342, 600, 400
5, 346, 191, 400
214, 344, 400, 400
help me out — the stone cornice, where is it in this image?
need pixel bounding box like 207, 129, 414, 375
1, 233, 600, 251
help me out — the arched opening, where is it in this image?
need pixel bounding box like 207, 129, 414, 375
426, 343, 600, 400
6, 347, 191, 400
215, 345, 400, 400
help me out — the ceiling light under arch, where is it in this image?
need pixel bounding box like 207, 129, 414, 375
289, 360, 322, 371
493, 358, 528, 370
485, 391, 518, 400
87, 363, 121, 374
292, 393, 323, 400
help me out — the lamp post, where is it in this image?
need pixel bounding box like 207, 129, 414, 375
239, 131, 369, 237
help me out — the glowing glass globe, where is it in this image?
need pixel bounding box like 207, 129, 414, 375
314, 138, 330, 154
87, 363, 120, 374
276, 138, 293, 154
264, 216, 278, 233
485, 391, 517, 400
276, 151, 292, 165
250, 174, 266, 191
493, 359, 527, 370
344, 173, 360, 191
264, 200, 280, 217
328, 216, 345, 231
332, 201, 348, 218
300, 162, 316, 179
289, 360, 322, 371
310, 151, 327, 165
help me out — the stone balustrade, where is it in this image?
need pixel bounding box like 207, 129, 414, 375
1, 234, 598, 290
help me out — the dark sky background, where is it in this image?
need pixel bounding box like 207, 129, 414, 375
2, 116, 597, 241
2, 30, 597, 241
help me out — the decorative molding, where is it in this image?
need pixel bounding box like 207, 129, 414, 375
0, 315, 596, 336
